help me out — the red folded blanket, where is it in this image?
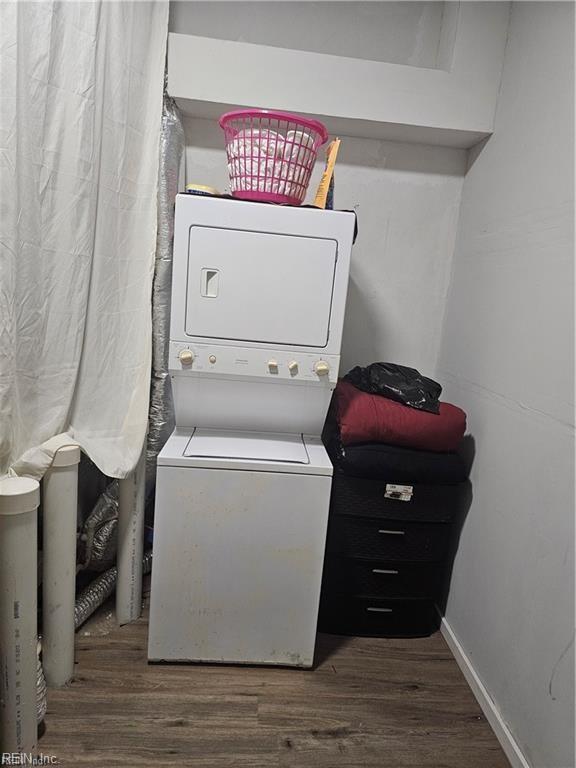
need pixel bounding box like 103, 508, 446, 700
333, 380, 466, 451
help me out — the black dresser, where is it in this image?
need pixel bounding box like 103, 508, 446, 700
319, 474, 464, 637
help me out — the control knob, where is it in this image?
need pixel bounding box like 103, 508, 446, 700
288, 361, 299, 375
179, 349, 194, 366
314, 360, 330, 376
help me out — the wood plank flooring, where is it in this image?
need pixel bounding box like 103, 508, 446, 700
39, 599, 510, 767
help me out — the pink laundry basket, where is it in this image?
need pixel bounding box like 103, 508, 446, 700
219, 109, 328, 206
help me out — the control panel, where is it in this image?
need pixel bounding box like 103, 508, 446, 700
170, 342, 339, 384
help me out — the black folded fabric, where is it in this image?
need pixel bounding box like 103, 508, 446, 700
326, 439, 468, 485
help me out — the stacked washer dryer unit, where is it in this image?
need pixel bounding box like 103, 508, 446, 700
148, 194, 354, 667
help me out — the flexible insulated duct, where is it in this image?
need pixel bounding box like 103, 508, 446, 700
146, 92, 184, 498
74, 551, 153, 630
80, 480, 119, 571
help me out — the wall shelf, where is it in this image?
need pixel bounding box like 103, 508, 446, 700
167, 5, 509, 150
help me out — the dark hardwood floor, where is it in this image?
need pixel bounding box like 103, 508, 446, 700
40, 598, 510, 767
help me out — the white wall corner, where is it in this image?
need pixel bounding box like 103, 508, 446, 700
441, 618, 531, 768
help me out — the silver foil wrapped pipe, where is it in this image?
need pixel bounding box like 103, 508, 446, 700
146, 93, 184, 499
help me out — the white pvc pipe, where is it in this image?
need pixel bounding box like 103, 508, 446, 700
116, 447, 146, 625
42, 445, 80, 688
0, 476, 40, 754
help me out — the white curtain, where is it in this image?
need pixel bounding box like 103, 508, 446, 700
0, 1, 168, 479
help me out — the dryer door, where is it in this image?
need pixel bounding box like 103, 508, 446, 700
185, 226, 337, 347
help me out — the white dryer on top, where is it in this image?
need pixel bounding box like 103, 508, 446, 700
168, 194, 355, 435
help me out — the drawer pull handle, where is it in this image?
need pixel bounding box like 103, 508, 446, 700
366, 607, 393, 613
372, 568, 399, 575
378, 529, 405, 535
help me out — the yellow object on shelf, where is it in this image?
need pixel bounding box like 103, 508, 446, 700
314, 139, 341, 209
185, 183, 220, 196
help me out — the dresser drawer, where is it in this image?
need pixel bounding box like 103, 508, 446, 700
322, 557, 444, 599
330, 474, 463, 523
327, 516, 451, 562
319, 595, 439, 638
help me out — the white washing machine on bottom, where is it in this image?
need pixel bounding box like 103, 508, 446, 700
148, 428, 333, 667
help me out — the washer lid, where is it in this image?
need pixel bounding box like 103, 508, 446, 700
184, 428, 310, 464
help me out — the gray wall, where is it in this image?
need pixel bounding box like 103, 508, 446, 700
169, 2, 446, 67
438, 4, 575, 766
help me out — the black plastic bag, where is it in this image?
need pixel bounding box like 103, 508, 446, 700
343, 362, 442, 414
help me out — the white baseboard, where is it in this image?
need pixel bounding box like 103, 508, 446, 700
440, 617, 531, 768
